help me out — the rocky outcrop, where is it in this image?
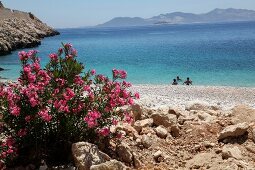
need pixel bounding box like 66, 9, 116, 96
0, 2, 59, 55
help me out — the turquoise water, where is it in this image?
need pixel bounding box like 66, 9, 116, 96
1, 21, 255, 87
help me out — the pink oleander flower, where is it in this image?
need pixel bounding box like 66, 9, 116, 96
90, 69, 96, 75
17, 128, 27, 137
49, 53, 58, 61
18, 51, 28, 61
63, 88, 75, 100
56, 78, 65, 86
112, 69, 127, 79
74, 75, 84, 85
71, 48, 77, 56
112, 119, 118, 126
10, 106, 20, 116
134, 92, 140, 99
98, 127, 110, 137
64, 43, 72, 49
124, 112, 133, 124
33, 62, 40, 72
38, 108, 52, 122
23, 65, 31, 74
25, 116, 32, 122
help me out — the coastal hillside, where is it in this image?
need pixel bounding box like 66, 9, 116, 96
0, 1, 59, 55
98, 8, 255, 27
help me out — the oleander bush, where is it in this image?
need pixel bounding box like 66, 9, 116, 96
0, 43, 139, 167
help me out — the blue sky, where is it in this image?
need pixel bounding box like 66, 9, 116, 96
2, 0, 255, 28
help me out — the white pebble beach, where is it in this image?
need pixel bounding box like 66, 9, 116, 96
132, 84, 255, 110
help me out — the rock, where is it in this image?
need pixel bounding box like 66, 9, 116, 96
141, 135, 153, 148
133, 152, 143, 168
130, 104, 142, 121
197, 111, 216, 123
116, 142, 133, 163
218, 122, 249, 140
231, 105, 255, 124
153, 150, 162, 160
90, 160, 127, 170
114, 123, 139, 139
155, 126, 168, 138
222, 145, 242, 160
72, 142, 110, 170
0, 3, 59, 55
185, 101, 219, 111
133, 118, 153, 133
170, 125, 180, 137
0, 67, 4, 71
151, 112, 177, 128
252, 128, 255, 143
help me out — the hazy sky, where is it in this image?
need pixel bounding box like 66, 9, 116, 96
1, 0, 255, 28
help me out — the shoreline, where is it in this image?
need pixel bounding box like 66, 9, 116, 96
132, 84, 255, 110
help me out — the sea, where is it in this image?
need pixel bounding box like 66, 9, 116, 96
0, 21, 255, 87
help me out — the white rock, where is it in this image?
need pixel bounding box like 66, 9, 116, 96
72, 142, 110, 170
133, 118, 153, 133
218, 122, 249, 140
155, 126, 168, 138
151, 112, 177, 127
222, 145, 242, 160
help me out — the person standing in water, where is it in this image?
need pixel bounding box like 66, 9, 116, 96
183, 77, 192, 85
177, 76, 182, 81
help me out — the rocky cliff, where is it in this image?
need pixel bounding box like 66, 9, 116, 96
0, 2, 59, 55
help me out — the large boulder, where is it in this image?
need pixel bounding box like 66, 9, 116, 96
72, 142, 110, 170
90, 160, 127, 170
151, 112, 177, 128
218, 122, 249, 140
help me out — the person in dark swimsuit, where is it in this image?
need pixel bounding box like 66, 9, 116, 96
183, 77, 192, 85
172, 79, 178, 85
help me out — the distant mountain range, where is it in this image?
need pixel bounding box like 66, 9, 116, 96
97, 8, 255, 27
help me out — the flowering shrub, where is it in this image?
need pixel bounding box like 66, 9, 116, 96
0, 43, 139, 166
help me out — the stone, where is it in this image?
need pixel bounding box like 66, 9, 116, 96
222, 145, 242, 160
197, 111, 216, 123
90, 160, 127, 170
130, 104, 142, 121
133, 152, 143, 168
153, 150, 162, 160
116, 142, 133, 163
170, 125, 180, 137
151, 112, 177, 128
114, 123, 139, 139
252, 128, 255, 143
155, 126, 168, 138
231, 105, 255, 124
218, 122, 249, 140
141, 135, 153, 148
133, 118, 153, 133
72, 142, 110, 170
185, 101, 219, 111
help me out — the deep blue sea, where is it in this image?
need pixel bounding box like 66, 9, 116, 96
1, 21, 255, 87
